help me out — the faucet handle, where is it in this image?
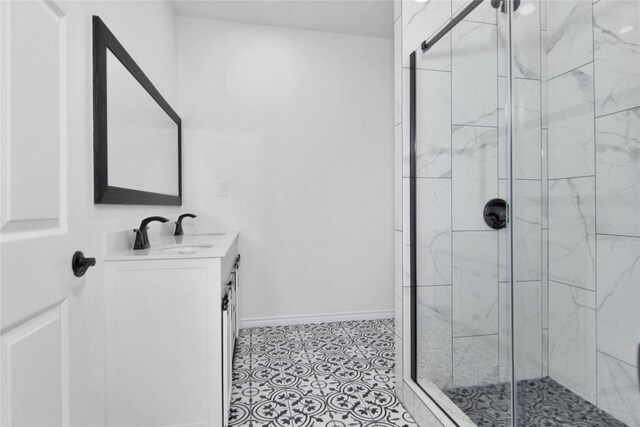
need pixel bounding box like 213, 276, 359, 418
175, 213, 197, 236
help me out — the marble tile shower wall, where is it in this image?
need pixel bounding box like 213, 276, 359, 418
394, 0, 640, 425
545, 0, 640, 425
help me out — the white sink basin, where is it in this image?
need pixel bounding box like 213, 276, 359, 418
158, 244, 214, 254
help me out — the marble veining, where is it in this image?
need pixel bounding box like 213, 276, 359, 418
593, 0, 640, 117
402, 68, 410, 178
548, 177, 596, 291
414, 32, 452, 73
498, 0, 541, 79
498, 180, 542, 282
404, 178, 452, 286
512, 181, 543, 282
596, 234, 640, 368
452, 231, 499, 337
452, 125, 498, 230
546, 0, 594, 79
416, 286, 453, 390
402, 0, 452, 69
415, 70, 452, 178
499, 281, 543, 382
455, 0, 497, 25
548, 280, 597, 404
498, 77, 542, 180
596, 107, 640, 236
597, 351, 640, 426
452, 21, 498, 127
547, 63, 595, 179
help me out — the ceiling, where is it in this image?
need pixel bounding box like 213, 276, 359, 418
170, 0, 394, 39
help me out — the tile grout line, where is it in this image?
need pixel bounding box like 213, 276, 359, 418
340, 323, 413, 423
547, 59, 594, 82
548, 278, 597, 293
334, 321, 387, 425
348, 325, 395, 391
294, 323, 340, 425
596, 349, 638, 370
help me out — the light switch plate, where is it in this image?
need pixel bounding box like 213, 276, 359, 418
218, 182, 229, 197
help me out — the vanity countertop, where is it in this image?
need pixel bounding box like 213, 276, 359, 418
104, 230, 238, 262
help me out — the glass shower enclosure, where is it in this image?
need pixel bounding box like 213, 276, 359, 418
409, 0, 639, 425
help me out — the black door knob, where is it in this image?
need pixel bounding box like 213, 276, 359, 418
72, 251, 96, 277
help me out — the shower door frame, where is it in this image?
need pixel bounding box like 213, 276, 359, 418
408, 0, 518, 425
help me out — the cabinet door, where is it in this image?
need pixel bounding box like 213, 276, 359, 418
105, 259, 220, 427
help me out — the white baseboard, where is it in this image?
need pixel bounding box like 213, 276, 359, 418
239, 309, 394, 329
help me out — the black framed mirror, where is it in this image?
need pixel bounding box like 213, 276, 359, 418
93, 16, 181, 205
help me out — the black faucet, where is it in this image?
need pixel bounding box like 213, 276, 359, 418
133, 216, 170, 250
174, 213, 197, 236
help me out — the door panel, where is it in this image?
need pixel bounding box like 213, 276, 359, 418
1, 302, 69, 427
1, 0, 71, 327
1, 0, 66, 238
0, 1, 73, 426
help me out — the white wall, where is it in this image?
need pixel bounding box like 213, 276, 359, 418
12, 4, 391, 424
56, 2, 183, 425
177, 17, 395, 324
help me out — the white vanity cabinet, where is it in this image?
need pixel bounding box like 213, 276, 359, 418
104, 232, 238, 427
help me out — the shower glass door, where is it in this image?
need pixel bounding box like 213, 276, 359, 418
411, 0, 640, 426
410, 0, 514, 425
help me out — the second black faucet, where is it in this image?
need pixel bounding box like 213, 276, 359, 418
174, 213, 197, 236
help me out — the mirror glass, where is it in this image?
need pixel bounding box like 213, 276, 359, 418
106, 49, 179, 196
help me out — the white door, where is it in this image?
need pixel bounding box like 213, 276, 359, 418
1, 1, 86, 425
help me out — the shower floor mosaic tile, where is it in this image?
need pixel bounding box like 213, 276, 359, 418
443, 376, 628, 426
228, 319, 417, 427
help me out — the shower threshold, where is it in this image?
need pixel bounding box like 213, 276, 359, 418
443, 376, 626, 426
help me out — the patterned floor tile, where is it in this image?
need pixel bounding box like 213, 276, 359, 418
229, 319, 416, 427
443, 377, 628, 426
